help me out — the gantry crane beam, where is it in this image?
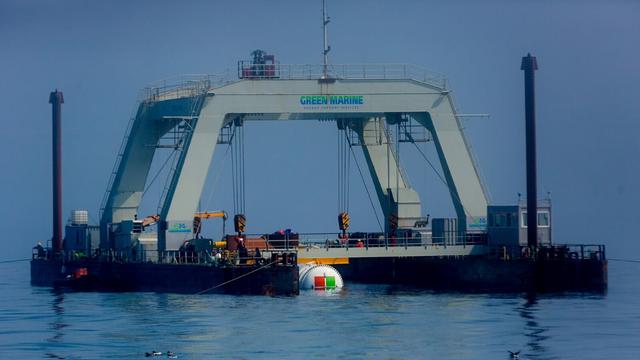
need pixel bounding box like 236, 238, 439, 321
101, 68, 489, 251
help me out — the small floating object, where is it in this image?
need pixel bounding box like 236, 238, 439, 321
299, 264, 344, 290
167, 351, 178, 358
145, 351, 162, 357
508, 350, 520, 359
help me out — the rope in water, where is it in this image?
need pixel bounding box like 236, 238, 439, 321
196, 259, 278, 295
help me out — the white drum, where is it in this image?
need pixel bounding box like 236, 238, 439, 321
299, 264, 344, 290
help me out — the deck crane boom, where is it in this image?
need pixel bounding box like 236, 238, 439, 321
141, 214, 160, 229
193, 211, 227, 238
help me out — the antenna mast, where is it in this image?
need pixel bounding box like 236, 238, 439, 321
322, 0, 331, 79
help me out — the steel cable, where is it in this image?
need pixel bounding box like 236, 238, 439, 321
203, 143, 232, 210
0, 258, 31, 264
196, 259, 278, 295
143, 148, 178, 194
410, 139, 472, 218
346, 136, 384, 232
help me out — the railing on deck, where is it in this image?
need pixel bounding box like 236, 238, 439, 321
137, 63, 447, 105
236, 231, 488, 251
32, 236, 605, 264
141, 74, 229, 102
487, 244, 606, 262
237, 62, 447, 88
31, 248, 295, 268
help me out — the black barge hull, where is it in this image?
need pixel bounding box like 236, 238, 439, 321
31, 259, 299, 295
333, 257, 607, 293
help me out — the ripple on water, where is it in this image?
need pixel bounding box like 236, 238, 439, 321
0, 262, 639, 359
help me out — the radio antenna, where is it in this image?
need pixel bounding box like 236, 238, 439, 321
322, 0, 331, 79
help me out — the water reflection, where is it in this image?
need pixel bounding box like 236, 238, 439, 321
45, 290, 67, 359
519, 293, 552, 360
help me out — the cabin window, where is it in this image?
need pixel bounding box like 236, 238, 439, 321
521, 211, 550, 228
490, 213, 508, 227
489, 212, 517, 227
538, 211, 550, 227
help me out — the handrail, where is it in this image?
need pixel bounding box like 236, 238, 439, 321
227, 231, 487, 250
142, 74, 221, 102
32, 248, 295, 267
139, 64, 447, 103
236, 62, 447, 88
32, 242, 605, 263
297, 234, 487, 249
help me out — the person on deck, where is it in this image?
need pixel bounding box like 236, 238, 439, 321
238, 238, 248, 264
34, 242, 45, 259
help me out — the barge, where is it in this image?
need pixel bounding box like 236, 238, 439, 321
31, 249, 299, 295
32, 51, 606, 295
297, 239, 607, 293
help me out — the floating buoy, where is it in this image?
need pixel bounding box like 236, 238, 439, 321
299, 264, 344, 290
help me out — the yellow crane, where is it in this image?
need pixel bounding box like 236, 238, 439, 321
140, 211, 227, 238
193, 211, 227, 237
140, 214, 160, 228
193, 211, 227, 219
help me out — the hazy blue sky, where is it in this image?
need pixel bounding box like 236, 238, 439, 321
1, 0, 638, 260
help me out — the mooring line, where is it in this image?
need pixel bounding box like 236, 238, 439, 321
0, 258, 31, 264
609, 258, 640, 263
196, 260, 278, 295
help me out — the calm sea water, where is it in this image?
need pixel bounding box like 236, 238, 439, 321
0, 261, 638, 359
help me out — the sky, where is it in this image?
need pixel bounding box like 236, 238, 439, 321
1, 0, 638, 260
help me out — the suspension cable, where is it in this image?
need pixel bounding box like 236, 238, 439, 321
396, 121, 401, 210
203, 143, 232, 210
409, 138, 472, 218
337, 129, 351, 213
143, 148, 178, 194
157, 147, 182, 213
231, 122, 246, 215
345, 131, 351, 212
346, 134, 384, 232
231, 125, 237, 214
338, 129, 342, 213
241, 124, 246, 214
338, 129, 342, 212
344, 129, 348, 212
